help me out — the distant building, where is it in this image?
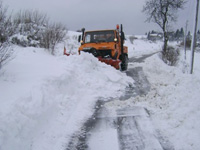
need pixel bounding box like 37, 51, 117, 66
147, 31, 163, 41
147, 29, 200, 44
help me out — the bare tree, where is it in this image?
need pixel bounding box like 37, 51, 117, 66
12, 9, 66, 52
143, 0, 185, 54
12, 10, 49, 47
13, 10, 48, 27
41, 22, 67, 55
0, 43, 13, 69
0, 1, 15, 43
0, 1, 14, 69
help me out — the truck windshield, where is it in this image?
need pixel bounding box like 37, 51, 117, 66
85, 30, 115, 43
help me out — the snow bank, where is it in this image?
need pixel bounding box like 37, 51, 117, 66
125, 36, 163, 58
0, 46, 133, 150
55, 31, 81, 56
125, 49, 200, 150
138, 52, 200, 150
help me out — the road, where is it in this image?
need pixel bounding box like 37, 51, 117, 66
66, 53, 174, 150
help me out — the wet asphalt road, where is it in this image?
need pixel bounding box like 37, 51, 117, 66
66, 53, 174, 150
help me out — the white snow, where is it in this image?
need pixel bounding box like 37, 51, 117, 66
0, 39, 132, 150
141, 52, 200, 150
125, 35, 163, 58
89, 119, 120, 150
116, 36, 200, 150
0, 31, 200, 150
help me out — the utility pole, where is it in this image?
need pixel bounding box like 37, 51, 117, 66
190, 0, 199, 74
184, 20, 188, 60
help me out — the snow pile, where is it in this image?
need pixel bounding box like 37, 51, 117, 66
140, 52, 200, 150
125, 35, 163, 58
126, 46, 200, 150
62, 31, 81, 55
0, 45, 132, 150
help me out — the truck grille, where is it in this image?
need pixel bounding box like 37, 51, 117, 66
83, 49, 112, 58
98, 50, 112, 58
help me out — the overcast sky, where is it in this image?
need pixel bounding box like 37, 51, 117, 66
4, 0, 200, 35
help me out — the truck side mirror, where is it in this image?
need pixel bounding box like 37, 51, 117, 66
121, 32, 125, 41
78, 35, 81, 42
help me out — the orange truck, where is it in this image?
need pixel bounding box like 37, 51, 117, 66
65, 24, 128, 71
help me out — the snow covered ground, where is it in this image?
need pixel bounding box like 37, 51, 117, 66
0, 39, 132, 150
0, 31, 200, 150
137, 52, 200, 150
111, 36, 200, 150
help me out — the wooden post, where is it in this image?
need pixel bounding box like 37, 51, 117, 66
190, 0, 199, 74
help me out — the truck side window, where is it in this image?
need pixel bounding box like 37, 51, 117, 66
85, 34, 91, 43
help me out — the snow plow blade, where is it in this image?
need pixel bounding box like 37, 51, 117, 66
98, 57, 121, 69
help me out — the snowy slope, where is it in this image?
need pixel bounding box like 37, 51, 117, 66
0, 42, 132, 150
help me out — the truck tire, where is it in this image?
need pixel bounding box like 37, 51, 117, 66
120, 54, 128, 71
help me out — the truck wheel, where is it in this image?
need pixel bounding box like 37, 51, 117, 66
91, 48, 99, 57
120, 54, 128, 71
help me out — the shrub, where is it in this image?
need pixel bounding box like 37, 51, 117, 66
162, 46, 180, 66
0, 1, 15, 43
11, 10, 48, 47
0, 42, 13, 69
0, 1, 14, 69
0, 4, 67, 56
12, 10, 67, 54
40, 22, 67, 55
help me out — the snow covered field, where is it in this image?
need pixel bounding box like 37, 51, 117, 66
0, 31, 200, 150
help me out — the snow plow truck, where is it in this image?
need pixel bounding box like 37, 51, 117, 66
64, 24, 128, 71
